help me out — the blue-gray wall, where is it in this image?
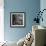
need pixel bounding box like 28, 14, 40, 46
4, 0, 40, 42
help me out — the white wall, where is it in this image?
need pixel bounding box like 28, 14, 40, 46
40, 0, 46, 27
40, 0, 46, 9
0, 0, 4, 42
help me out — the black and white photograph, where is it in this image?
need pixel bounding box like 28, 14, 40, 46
10, 12, 25, 27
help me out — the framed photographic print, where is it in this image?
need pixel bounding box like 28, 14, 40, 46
10, 12, 25, 27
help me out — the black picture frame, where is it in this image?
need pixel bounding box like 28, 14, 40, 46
10, 12, 25, 28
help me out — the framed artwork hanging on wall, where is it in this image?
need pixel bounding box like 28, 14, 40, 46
10, 12, 25, 28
